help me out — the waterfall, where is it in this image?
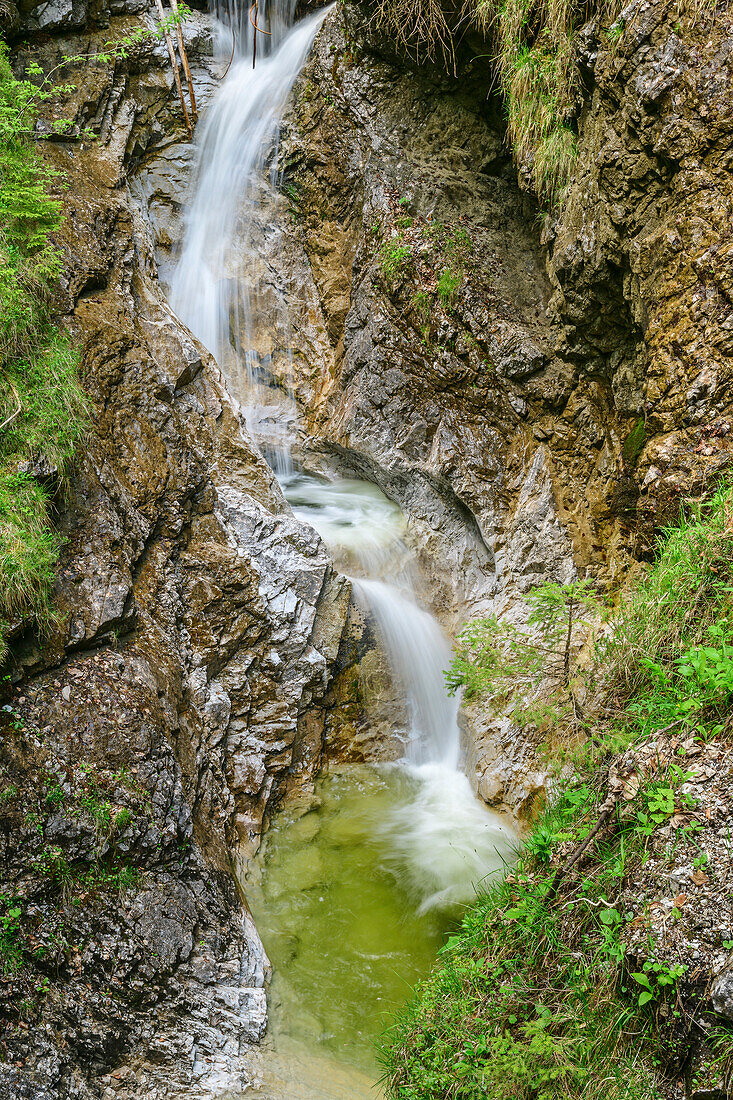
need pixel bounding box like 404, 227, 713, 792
169, 5, 330, 468
165, 2, 517, 1078
349, 578, 460, 769
284, 475, 516, 913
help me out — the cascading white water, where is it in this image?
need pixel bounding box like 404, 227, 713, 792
169, 5, 330, 468
349, 578, 459, 768
282, 473, 516, 912
165, 4, 517, 1086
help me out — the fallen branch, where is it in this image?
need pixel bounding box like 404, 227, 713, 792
547, 758, 632, 902
154, 0, 192, 139
0, 379, 22, 433
168, 0, 197, 123
221, 28, 236, 79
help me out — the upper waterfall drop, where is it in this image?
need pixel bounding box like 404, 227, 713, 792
169, 4, 331, 463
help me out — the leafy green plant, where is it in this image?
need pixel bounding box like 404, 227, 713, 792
0, 894, 23, 974
380, 239, 414, 283
634, 781, 675, 836
446, 580, 600, 706
631, 960, 686, 1007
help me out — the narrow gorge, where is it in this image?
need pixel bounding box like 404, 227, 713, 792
0, 0, 732, 1096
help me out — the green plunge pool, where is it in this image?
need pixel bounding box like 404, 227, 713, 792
242, 763, 515, 1098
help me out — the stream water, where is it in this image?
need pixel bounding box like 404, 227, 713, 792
167, 3, 517, 1094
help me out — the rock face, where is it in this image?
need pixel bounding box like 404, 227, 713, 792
2, 16, 350, 1098
550, 0, 733, 546
260, 0, 732, 814
3, 0, 733, 1090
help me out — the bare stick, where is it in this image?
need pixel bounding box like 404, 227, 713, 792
0, 379, 22, 432
546, 759, 631, 902
221, 27, 236, 79
154, 0, 192, 139
168, 0, 197, 122
249, 0, 271, 69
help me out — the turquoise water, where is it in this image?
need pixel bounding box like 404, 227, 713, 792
245, 766, 448, 1084
244, 762, 515, 1099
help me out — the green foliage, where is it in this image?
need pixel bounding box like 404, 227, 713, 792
436, 266, 462, 309
383, 487, 733, 1099
113, 807, 132, 831
0, 42, 89, 655
380, 238, 414, 283
631, 960, 686, 1007
606, 483, 733, 692
446, 580, 600, 707
0, 893, 23, 974
381, 786, 666, 1099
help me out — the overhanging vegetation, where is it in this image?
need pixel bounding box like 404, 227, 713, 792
373, 0, 620, 202
0, 42, 88, 659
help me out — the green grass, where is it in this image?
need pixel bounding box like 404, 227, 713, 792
437, 266, 462, 309
380, 239, 415, 283
607, 481, 733, 693
381, 484, 733, 1099
381, 788, 665, 1099
0, 43, 88, 656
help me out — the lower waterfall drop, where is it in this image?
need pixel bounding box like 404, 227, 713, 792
281, 474, 516, 919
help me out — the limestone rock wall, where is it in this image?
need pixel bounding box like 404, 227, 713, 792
3, 0, 733, 1091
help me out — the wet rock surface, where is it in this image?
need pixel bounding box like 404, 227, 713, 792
3, 0, 733, 1092
550, 0, 733, 550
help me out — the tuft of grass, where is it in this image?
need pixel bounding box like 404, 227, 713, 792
533, 124, 577, 205
0, 471, 61, 633
380, 238, 415, 284
0, 43, 88, 654
436, 266, 462, 309
373, 0, 455, 66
